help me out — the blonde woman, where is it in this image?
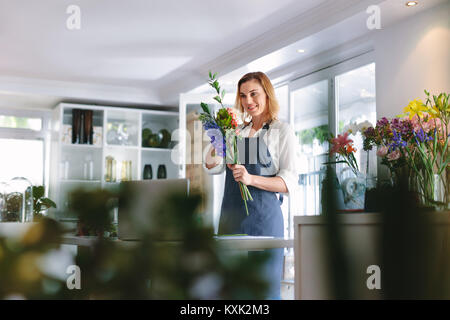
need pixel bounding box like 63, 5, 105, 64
204, 71, 297, 299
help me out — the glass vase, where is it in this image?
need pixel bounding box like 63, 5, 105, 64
338, 167, 366, 211
3, 177, 34, 222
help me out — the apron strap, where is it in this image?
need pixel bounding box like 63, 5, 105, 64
242, 119, 273, 132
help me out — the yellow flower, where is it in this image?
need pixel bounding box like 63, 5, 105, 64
403, 99, 427, 119
435, 94, 450, 115
427, 104, 440, 119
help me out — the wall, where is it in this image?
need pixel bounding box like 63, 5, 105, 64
375, 2, 450, 119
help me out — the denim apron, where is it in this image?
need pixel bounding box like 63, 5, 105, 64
218, 120, 284, 299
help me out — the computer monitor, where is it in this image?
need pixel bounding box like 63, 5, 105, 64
118, 178, 190, 240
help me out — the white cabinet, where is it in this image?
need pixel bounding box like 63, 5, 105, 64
49, 103, 180, 218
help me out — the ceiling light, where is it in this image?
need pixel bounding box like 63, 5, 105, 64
297, 49, 305, 53
405, 1, 418, 7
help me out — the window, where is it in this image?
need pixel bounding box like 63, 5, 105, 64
0, 115, 42, 131
287, 53, 376, 237
336, 63, 377, 177
0, 111, 50, 187
291, 80, 330, 220
0, 138, 44, 185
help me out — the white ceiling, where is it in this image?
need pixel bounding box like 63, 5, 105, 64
0, 0, 446, 110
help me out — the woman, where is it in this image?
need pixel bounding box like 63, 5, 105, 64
204, 71, 297, 299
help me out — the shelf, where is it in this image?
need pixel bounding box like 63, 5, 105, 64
141, 147, 173, 152
62, 143, 102, 149
50, 102, 181, 212
105, 144, 139, 150
60, 179, 102, 183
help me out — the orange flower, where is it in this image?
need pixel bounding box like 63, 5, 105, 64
345, 144, 357, 154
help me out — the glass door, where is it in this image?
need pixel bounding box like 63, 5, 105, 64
290, 77, 331, 222
335, 63, 377, 179
287, 52, 376, 237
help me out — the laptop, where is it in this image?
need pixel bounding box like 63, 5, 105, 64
118, 178, 190, 240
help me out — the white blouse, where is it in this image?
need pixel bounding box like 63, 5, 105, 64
202, 119, 298, 196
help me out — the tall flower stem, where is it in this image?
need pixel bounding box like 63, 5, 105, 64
232, 135, 253, 216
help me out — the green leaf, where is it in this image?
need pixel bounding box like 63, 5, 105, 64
213, 96, 222, 104
322, 160, 348, 165
33, 185, 45, 199
41, 198, 57, 209
200, 102, 211, 115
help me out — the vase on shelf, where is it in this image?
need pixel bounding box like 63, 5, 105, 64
143, 164, 153, 180
72, 109, 81, 144
105, 156, 116, 182
83, 110, 93, 144
157, 164, 167, 179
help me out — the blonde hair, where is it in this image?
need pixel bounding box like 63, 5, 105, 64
234, 71, 280, 125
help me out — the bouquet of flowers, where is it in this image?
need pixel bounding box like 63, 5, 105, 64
199, 72, 253, 215
362, 90, 449, 209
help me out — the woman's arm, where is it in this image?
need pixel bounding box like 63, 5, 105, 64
227, 164, 288, 193
250, 175, 288, 193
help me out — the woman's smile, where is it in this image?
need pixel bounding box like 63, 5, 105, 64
240, 79, 267, 118
247, 104, 258, 112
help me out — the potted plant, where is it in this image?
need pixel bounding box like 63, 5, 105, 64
32, 185, 57, 220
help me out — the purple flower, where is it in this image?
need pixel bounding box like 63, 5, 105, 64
376, 117, 389, 128
203, 120, 219, 131
389, 130, 407, 152
391, 118, 413, 139
206, 128, 226, 157
363, 126, 375, 137
414, 128, 433, 145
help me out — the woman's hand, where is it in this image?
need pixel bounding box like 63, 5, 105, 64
227, 164, 253, 185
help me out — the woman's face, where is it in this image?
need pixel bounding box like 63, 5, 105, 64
239, 79, 268, 119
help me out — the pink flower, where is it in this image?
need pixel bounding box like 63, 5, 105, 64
330, 132, 353, 154
409, 114, 442, 133
376, 145, 389, 157
387, 150, 401, 161
409, 115, 421, 132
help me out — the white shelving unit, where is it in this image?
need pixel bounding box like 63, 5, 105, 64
49, 103, 180, 218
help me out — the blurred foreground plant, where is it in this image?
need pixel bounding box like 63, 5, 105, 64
0, 217, 73, 299
1, 187, 270, 299
72, 190, 270, 299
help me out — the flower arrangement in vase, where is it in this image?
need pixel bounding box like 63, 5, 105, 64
362, 91, 449, 210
